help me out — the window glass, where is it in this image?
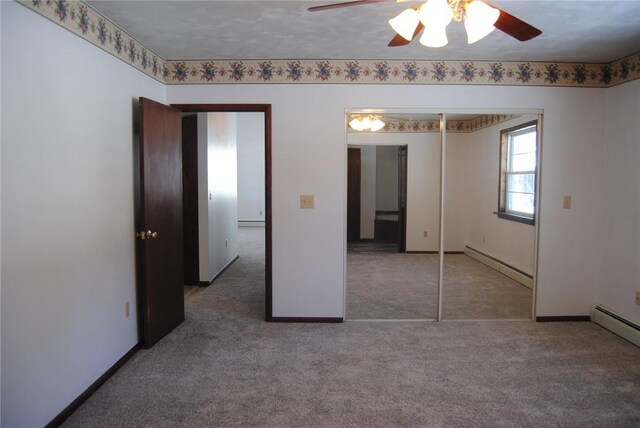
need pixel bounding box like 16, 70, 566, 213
498, 122, 537, 224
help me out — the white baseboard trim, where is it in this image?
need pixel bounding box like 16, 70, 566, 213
464, 246, 533, 289
238, 221, 265, 227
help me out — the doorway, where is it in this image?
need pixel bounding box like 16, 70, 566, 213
347, 145, 408, 254
172, 104, 273, 321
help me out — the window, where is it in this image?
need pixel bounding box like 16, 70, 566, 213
497, 121, 538, 225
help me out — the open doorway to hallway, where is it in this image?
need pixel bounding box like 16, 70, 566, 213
347, 145, 408, 254
176, 105, 272, 320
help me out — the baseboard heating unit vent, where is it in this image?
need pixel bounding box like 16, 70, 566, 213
464, 246, 533, 289
591, 305, 640, 347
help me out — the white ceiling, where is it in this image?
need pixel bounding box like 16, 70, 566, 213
88, 0, 640, 63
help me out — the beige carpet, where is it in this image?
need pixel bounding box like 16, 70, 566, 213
347, 252, 439, 319
347, 252, 532, 320
61, 228, 640, 427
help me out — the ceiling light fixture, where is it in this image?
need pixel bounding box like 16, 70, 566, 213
389, 0, 500, 47
349, 115, 386, 132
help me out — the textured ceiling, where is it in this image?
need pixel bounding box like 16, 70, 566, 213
88, 0, 640, 63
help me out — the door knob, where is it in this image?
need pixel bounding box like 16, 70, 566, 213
136, 230, 158, 240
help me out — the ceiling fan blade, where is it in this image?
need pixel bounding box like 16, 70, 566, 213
490, 5, 542, 41
308, 0, 394, 12
388, 21, 424, 47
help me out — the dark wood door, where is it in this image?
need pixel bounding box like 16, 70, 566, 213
347, 148, 361, 242
182, 115, 199, 286
136, 97, 184, 348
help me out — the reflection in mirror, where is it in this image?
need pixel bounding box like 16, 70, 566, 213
442, 113, 539, 320
346, 112, 441, 320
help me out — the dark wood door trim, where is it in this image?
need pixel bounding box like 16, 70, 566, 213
347, 148, 361, 243
182, 115, 199, 286
171, 104, 273, 322
398, 145, 408, 253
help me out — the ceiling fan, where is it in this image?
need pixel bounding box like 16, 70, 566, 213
309, 0, 542, 48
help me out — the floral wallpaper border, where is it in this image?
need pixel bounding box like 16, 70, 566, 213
164, 57, 639, 87
22, 0, 168, 83
21, 1, 640, 88
348, 114, 518, 133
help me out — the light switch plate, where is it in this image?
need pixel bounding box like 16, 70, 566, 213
300, 195, 314, 209
563, 196, 572, 209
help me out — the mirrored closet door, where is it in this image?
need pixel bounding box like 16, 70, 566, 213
344, 110, 541, 322
345, 112, 442, 320
441, 113, 540, 320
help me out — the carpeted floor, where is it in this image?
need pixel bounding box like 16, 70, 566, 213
63, 227, 640, 427
443, 254, 532, 320
347, 252, 439, 319
347, 252, 532, 320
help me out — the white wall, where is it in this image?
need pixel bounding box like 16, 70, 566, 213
348, 133, 441, 252
237, 112, 265, 222
197, 113, 210, 281
198, 113, 239, 282
446, 116, 537, 274
443, 129, 469, 252
349, 145, 376, 239
1, 3, 166, 426
600, 79, 640, 323
169, 84, 606, 319
375, 146, 399, 212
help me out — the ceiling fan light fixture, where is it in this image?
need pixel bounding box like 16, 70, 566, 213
389, 8, 420, 41
348, 115, 386, 132
361, 116, 372, 130
464, 0, 500, 44
419, 0, 453, 28
370, 118, 386, 132
420, 24, 449, 48
349, 117, 365, 131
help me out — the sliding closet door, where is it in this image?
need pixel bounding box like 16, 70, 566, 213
441, 113, 539, 320
345, 112, 442, 320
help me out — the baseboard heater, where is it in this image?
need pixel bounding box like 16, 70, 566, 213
238, 220, 265, 227
464, 246, 533, 289
590, 305, 640, 347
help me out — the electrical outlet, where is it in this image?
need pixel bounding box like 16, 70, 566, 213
125, 301, 130, 318
563, 196, 572, 209
300, 195, 314, 209
482, 235, 486, 244
423, 230, 428, 238
636, 291, 640, 306
259, 210, 263, 216
225, 239, 228, 248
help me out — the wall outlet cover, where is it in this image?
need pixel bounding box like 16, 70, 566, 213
300, 195, 314, 209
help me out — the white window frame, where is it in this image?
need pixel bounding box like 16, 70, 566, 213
497, 121, 538, 225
